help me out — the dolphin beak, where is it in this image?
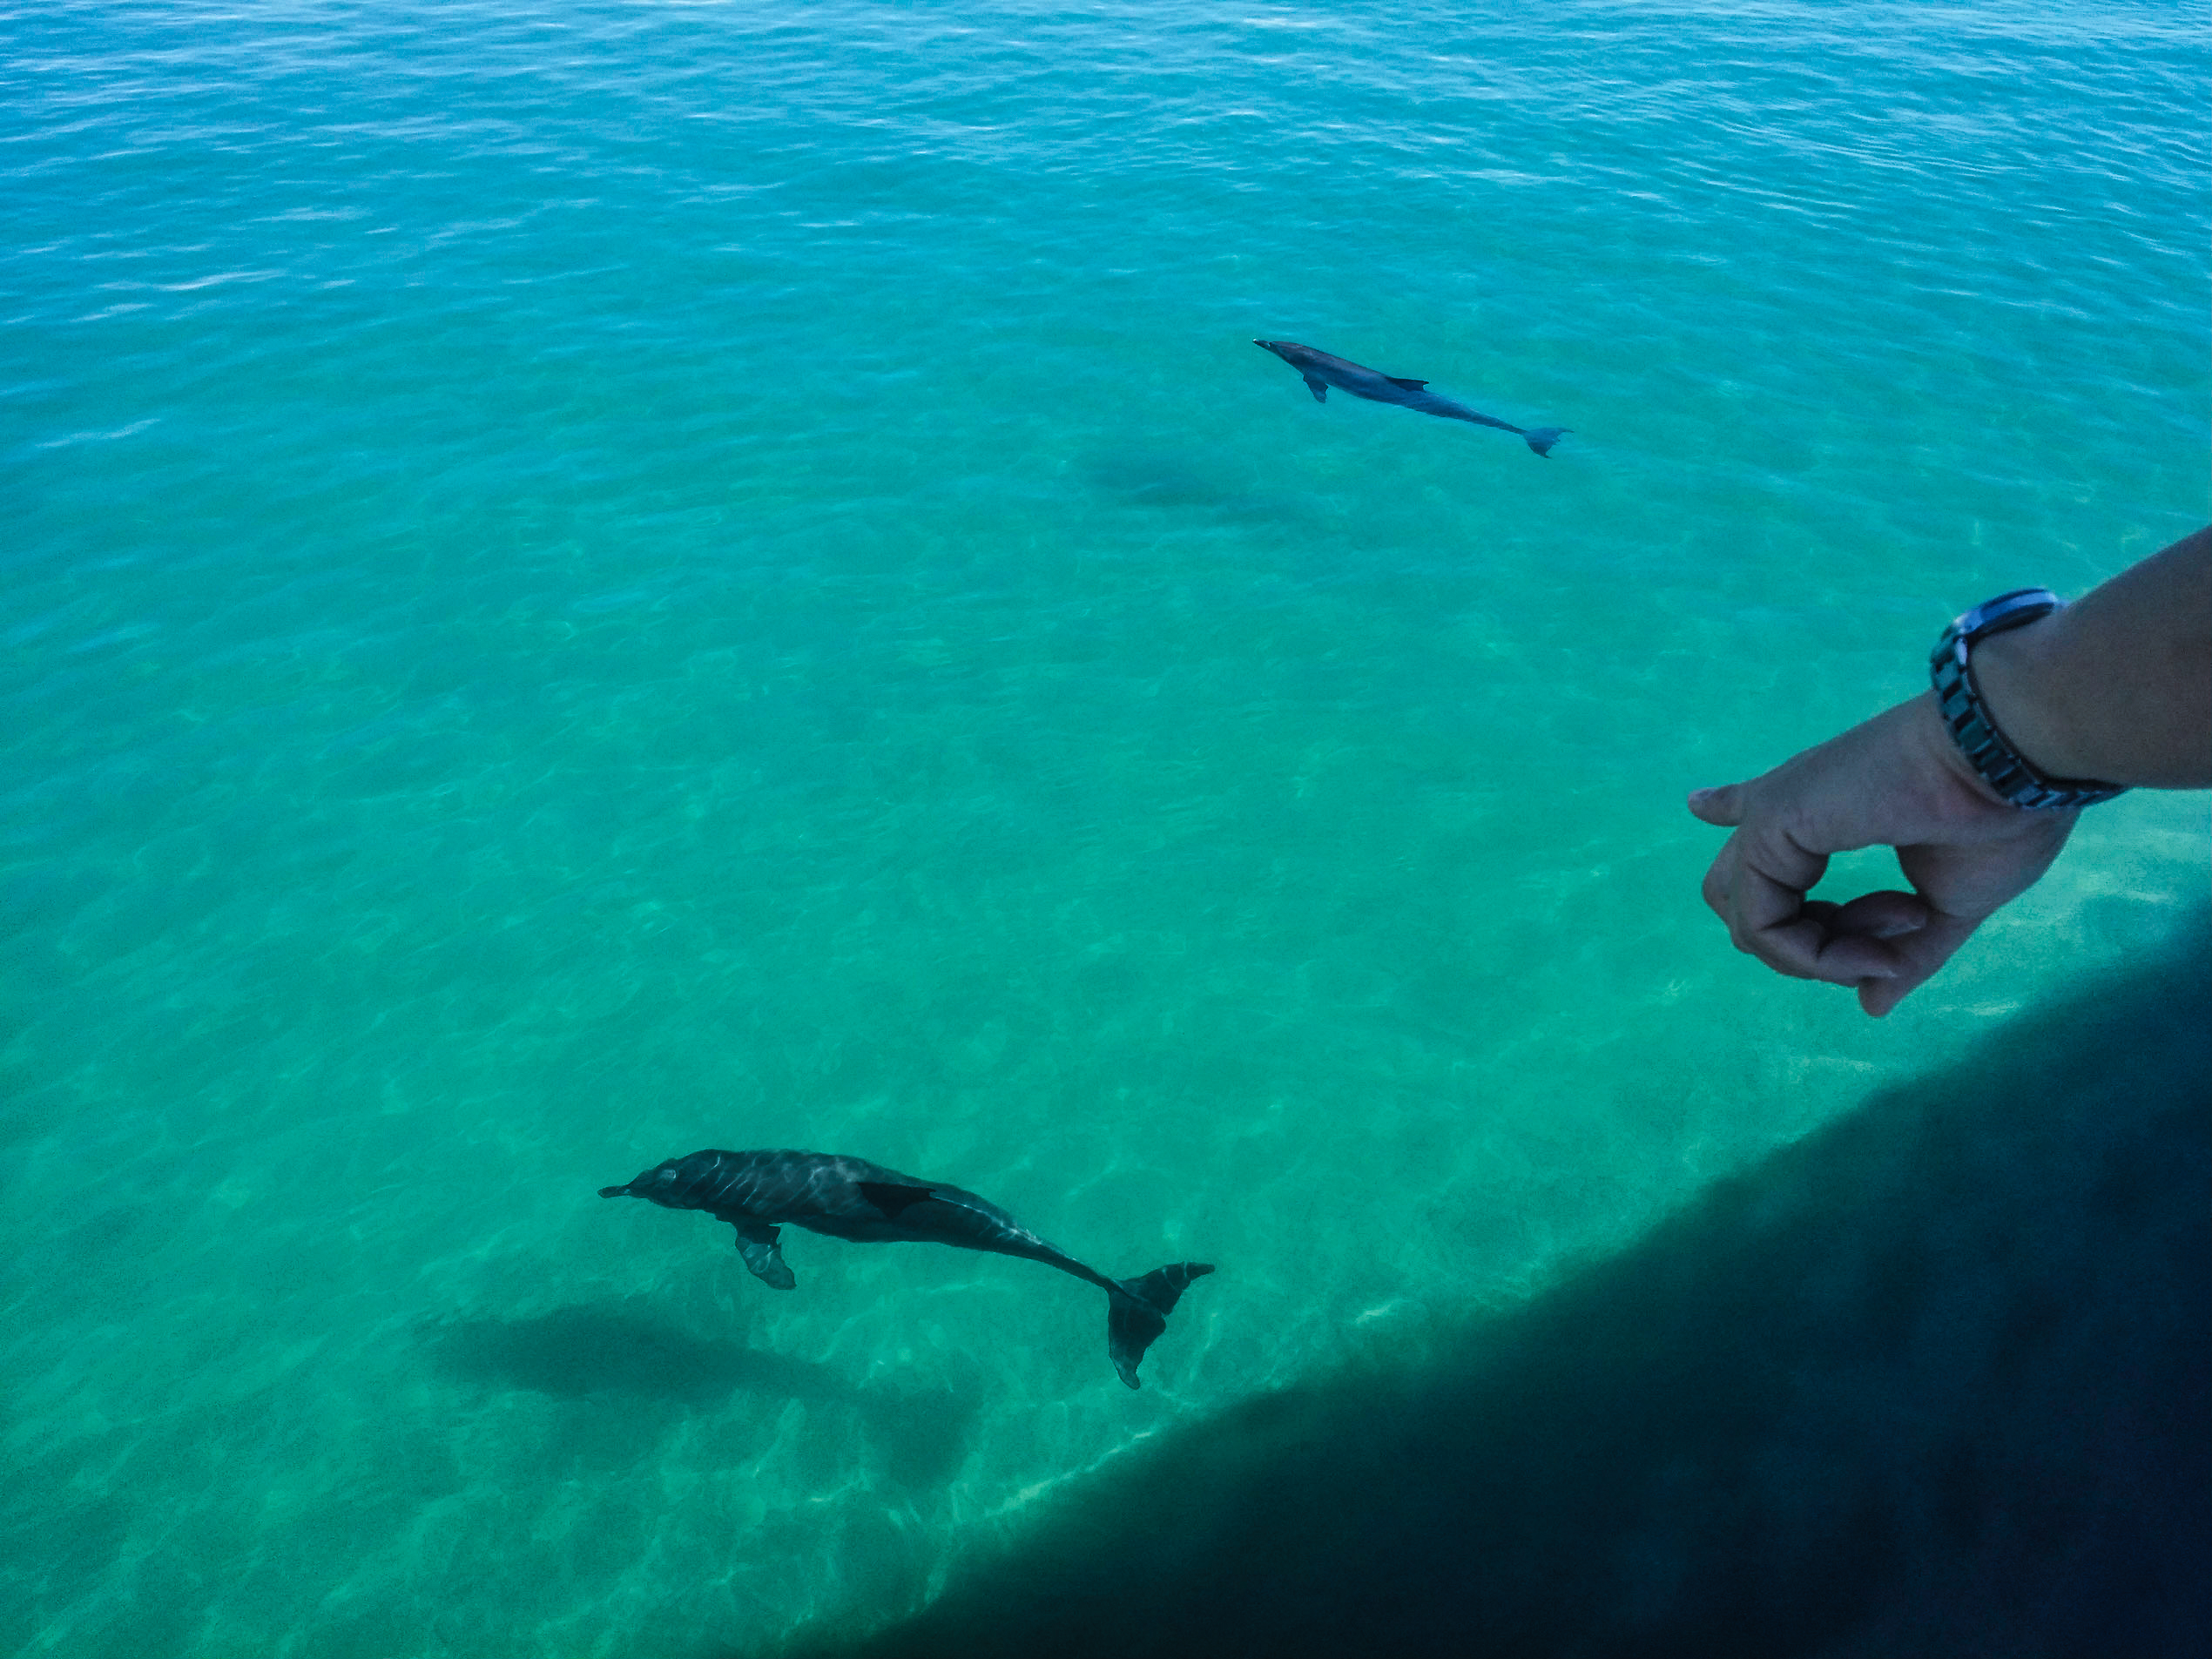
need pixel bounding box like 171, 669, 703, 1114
597, 1184, 631, 1198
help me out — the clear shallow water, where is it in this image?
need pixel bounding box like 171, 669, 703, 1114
2, 2, 2203, 1655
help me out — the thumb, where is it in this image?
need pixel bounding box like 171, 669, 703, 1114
1687, 782, 1747, 827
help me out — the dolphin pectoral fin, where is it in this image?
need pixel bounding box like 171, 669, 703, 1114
857, 1181, 937, 1218
1303, 376, 1328, 402
733, 1221, 797, 1289
1385, 376, 1428, 389
1105, 1262, 1216, 1389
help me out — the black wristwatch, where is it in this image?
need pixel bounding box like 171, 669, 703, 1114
1929, 589, 2126, 811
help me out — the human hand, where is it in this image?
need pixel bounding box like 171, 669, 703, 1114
1687, 691, 2078, 1016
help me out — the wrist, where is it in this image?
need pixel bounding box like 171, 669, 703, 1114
1967, 613, 2094, 781
1909, 690, 2025, 811
1928, 590, 2125, 810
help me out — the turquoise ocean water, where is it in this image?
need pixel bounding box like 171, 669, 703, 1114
3, 3, 2205, 1654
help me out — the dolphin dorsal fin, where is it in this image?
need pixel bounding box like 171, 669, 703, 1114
1386, 376, 1427, 390
858, 1181, 936, 1217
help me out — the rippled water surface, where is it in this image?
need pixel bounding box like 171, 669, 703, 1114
3, 3, 2205, 1654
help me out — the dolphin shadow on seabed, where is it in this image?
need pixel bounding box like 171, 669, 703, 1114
800, 915, 2210, 1659
421, 1298, 979, 1487
1082, 448, 1315, 528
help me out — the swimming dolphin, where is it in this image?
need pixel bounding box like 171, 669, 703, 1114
599, 1149, 1214, 1389
1254, 339, 1568, 456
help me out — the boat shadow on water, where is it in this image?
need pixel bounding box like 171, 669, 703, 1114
790, 914, 2209, 1659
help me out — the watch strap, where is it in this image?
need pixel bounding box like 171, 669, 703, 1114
1929, 589, 2126, 811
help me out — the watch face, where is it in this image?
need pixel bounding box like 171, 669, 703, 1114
1960, 588, 2060, 642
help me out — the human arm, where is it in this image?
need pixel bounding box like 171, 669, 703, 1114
1687, 527, 2211, 1017
1964, 528, 2211, 787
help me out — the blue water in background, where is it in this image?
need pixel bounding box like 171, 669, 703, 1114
3, 3, 2204, 1655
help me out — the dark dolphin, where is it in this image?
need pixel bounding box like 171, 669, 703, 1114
1254, 339, 1568, 456
600, 1149, 1214, 1389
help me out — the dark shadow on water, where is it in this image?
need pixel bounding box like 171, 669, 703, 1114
1082, 448, 1312, 528
423, 1297, 978, 1487
790, 919, 2209, 1659
427, 1298, 846, 1406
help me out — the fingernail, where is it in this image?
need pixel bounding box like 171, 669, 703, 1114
1687, 787, 1713, 805
1873, 918, 1925, 939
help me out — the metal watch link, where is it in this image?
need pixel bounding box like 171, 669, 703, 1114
1929, 588, 2126, 811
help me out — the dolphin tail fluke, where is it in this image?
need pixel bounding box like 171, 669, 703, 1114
1105, 1262, 1215, 1389
1522, 426, 1568, 457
